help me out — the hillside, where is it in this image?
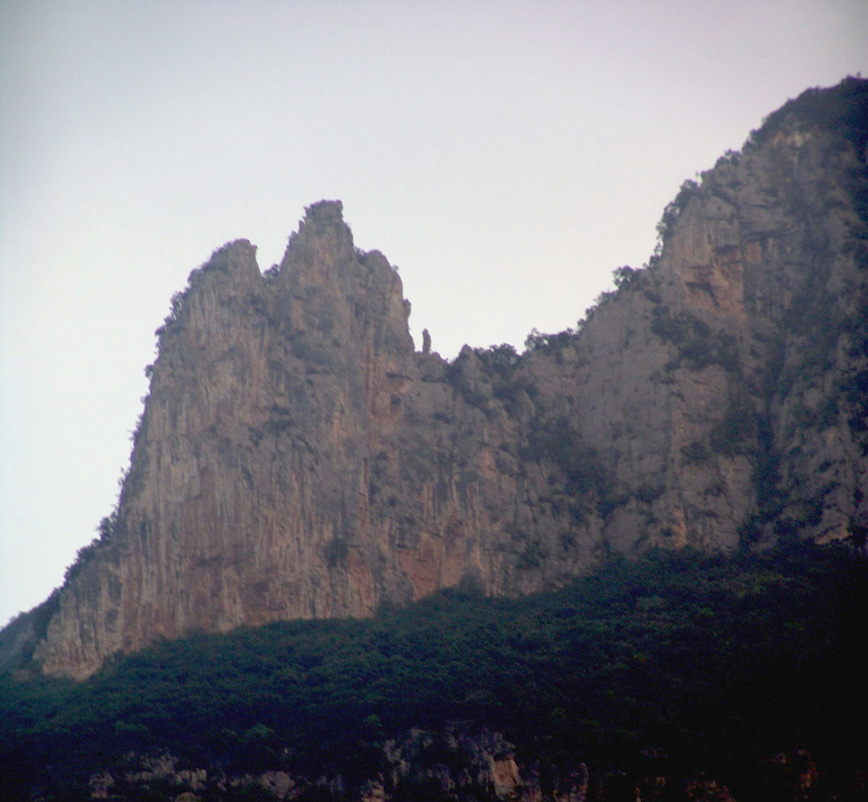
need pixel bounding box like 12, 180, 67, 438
2, 544, 866, 800
2, 74, 868, 802
1, 77, 865, 681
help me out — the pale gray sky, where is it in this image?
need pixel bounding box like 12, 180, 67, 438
1, 0, 866, 626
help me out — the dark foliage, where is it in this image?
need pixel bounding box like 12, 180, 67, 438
651, 307, 740, 372
656, 179, 701, 243
0, 591, 61, 674
62, 538, 99, 585
523, 327, 580, 355
612, 265, 641, 290
520, 416, 611, 507
470, 343, 520, 376
749, 76, 868, 156
1, 544, 865, 799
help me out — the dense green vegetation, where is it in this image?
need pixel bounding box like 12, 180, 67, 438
1, 543, 865, 799
749, 76, 868, 155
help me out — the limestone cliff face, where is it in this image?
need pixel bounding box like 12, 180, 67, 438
555, 80, 868, 555
33, 202, 606, 679
31, 79, 868, 678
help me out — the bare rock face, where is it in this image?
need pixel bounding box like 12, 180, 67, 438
559, 82, 868, 555
33, 201, 606, 678
30, 79, 868, 678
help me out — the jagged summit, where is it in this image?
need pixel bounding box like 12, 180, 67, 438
8, 79, 868, 679
297, 197, 345, 224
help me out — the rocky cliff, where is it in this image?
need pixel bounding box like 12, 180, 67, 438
25, 78, 868, 678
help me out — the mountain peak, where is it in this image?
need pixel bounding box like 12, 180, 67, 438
14, 80, 868, 679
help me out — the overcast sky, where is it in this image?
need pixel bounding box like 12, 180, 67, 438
1, 1, 866, 627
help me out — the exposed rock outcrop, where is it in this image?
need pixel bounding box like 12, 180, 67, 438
25, 78, 868, 678
522, 81, 868, 556
82, 729, 828, 802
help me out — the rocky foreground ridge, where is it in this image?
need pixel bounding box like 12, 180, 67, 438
15, 78, 868, 679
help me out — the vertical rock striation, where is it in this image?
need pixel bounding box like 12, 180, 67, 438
33, 201, 607, 679
553, 78, 868, 555
29, 79, 868, 678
